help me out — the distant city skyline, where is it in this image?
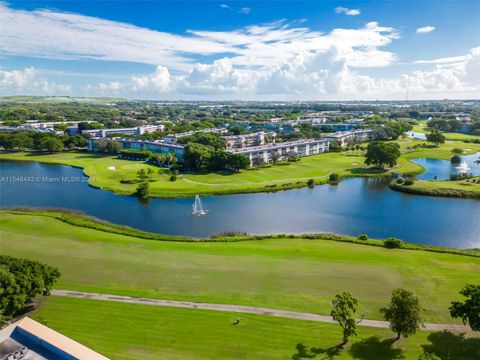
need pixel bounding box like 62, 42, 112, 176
1, 1, 479, 100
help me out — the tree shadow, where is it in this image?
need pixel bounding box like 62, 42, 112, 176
421, 331, 480, 360
349, 336, 404, 360
291, 343, 342, 360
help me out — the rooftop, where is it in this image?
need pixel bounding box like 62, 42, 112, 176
0, 317, 109, 360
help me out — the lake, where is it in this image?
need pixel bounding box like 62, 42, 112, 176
0, 160, 479, 249
411, 152, 480, 180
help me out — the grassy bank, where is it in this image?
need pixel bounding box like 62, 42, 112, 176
31, 296, 480, 360
390, 177, 480, 199
2, 211, 479, 323
1, 136, 477, 198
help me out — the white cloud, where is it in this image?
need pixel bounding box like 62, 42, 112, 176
131, 66, 171, 92
0, 67, 71, 94
0, 67, 37, 87
0, 3, 394, 72
238, 7, 251, 14
416, 26, 435, 34
335, 7, 361, 16
220, 4, 230, 9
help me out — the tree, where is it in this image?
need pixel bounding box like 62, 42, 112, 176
381, 288, 424, 340
0, 255, 60, 319
450, 284, 480, 331
136, 182, 150, 199
328, 140, 342, 152
252, 157, 265, 167
364, 141, 401, 168
330, 292, 359, 345
184, 143, 213, 171
105, 140, 121, 155
270, 151, 280, 164
286, 151, 299, 162
38, 137, 64, 153
426, 131, 445, 146
137, 168, 149, 180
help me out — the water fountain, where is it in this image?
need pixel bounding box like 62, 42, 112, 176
456, 161, 471, 173
192, 195, 208, 216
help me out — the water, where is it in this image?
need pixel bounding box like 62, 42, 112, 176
1, 161, 479, 248
411, 152, 480, 180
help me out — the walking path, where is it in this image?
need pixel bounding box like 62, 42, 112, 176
51, 290, 469, 332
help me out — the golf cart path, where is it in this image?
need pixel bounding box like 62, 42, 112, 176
51, 290, 469, 332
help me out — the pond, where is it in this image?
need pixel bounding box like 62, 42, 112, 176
1, 161, 479, 249
411, 152, 480, 180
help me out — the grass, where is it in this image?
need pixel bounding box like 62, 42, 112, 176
0, 135, 478, 198
30, 296, 480, 360
2, 211, 479, 323
390, 177, 480, 199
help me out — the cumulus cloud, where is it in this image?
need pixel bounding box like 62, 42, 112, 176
416, 26, 435, 34
0, 67, 37, 87
335, 7, 361, 16
131, 66, 171, 92
0, 67, 71, 94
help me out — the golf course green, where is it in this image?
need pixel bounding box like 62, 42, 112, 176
0, 136, 479, 198
2, 210, 479, 359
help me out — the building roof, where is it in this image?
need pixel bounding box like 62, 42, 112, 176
226, 138, 328, 154
0, 317, 109, 360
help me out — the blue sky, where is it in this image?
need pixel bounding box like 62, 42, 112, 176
1, 1, 479, 100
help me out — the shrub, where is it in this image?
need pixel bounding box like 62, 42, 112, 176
169, 174, 177, 182
418, 352, 441, 360
307, 179, 315, 188
404, 178, 415, 186
450, 155, 461, 163
136, 182, 150, 199
357, 234, 368, 241
329, 173, 340, 183
396, 178, 404, 184
384, 237, 403, 249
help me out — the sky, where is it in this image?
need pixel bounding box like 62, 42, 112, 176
1, 0, 479, 100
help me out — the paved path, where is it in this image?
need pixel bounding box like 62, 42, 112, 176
51, 290, 469, 332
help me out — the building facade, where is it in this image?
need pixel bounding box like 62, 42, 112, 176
221, 131, 276, 149
227, 138, 329, 164
87, 138, 184, 161
82, 124, 164, 138
324, 129, 373, 146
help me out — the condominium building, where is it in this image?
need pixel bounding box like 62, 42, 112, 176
82, 124, 165, 138
324, 129, 373, 146
87, 138, 184, 160
163, 127, 227, 144
227, 138, 329, 164
221, 131, 276, 149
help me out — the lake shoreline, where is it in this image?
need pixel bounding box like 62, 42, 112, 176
3, 208, 479, 255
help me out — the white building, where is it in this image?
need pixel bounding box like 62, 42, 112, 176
227, 138, 329, 164
221, 131, 276, 149
324, 129, 373, 146
82, 124, 164, 138
163, 127, 227, 144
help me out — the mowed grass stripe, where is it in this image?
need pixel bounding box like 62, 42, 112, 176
2, 213, 479, 323
32, 296, 480, 360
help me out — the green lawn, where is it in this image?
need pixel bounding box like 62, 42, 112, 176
30, 296, 480, 360
2, 212, 479, 323
411, 123, 480, 141
1, 135, 479, 198
390, 177, 480, 199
